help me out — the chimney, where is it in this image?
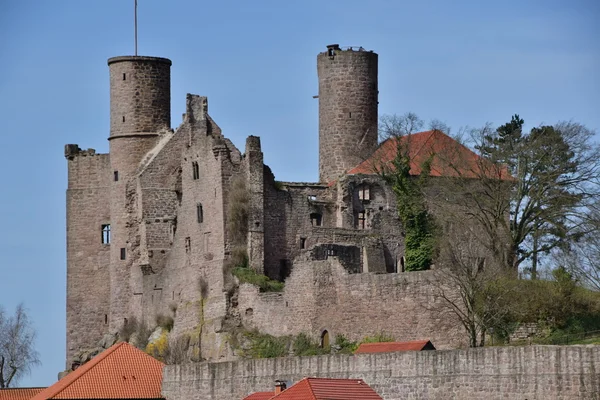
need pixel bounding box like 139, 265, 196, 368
274, 380, 287, 394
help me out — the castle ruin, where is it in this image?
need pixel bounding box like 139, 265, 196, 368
64, 45, 484, 367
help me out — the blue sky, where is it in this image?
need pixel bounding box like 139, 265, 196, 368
0, 0, 598, 387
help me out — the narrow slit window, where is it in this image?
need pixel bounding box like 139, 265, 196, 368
120, 248, 126, 260
114, 171, 119, 182
104, 314, 108, 324
122, 73, 126, 80
122, 116, 126, 122
300, 237, 306, 249
101, 224, 111, 244
192, 162, 199, 180
197, 204, 203, 223
310, 213, 322, 227
185, 237, 191, 253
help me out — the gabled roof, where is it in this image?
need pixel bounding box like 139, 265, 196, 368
0, 388, 45, 400
246, 378, 382, 400
31, 342, 164, 400
347, 130, 510, 180
354, 340, 435, 354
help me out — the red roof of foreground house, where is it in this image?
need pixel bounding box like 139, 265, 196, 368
242, 392, 275, 400
30, 342, 164, 400
245, 378, 383, 400
0, 388, 46, 400
354, 340, 436, 354
347, 130, 511, 180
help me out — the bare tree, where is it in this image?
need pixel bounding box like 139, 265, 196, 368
428, 228, 515, 347
0, 304, 40, 388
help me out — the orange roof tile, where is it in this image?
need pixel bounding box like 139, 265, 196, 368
258, 378, 383, 400
347, 130, 511, 180
354, 340, 435, 354
0, 388, 45, 400
242, 392, 275, 400
31, 342, 164, 400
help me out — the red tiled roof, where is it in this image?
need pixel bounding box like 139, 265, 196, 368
253, 378, 383, 400
0, 388, 46, 400
242, 392, 274, 400
347, 130, 511, 180
354, 340, 435, 354
31, 342, 164, 400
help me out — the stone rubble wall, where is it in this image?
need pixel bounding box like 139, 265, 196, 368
162, 345, 600, 400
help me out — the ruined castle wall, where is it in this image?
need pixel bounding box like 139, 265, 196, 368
162, 345, 600, 400
262, 171, 289, 280
238, 259, 463, 348
65, 152, 111, 367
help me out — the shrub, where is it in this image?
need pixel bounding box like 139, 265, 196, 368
359, 332, 395, 344
155, 313, 174, 332
293, 333, 328, 356
240, 330, 289, 359
227, 177, 250, 245
233, 267, 284, 292
334, 334, 358, 354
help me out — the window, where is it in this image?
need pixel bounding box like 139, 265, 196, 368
357, 211, 366, 229
101, 224, 111, 244
120, 248, 126, 260
185, 237, 191, 253
197, 204, 203, 223
300, 237, 306, 249
104, 314, 108, 324
122, 116, 125, 122
192, 162, 199, 180
122, 73, 126, 80
310, 213, 322, 227
358, 184, 370, 201
114, 171, 119, 182
307, 195, 317, 202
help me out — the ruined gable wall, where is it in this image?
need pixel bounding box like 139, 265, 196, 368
238, 259, 464, 348
163, 346, 600, 400
65, 150, 111, 367
157, 96, 241, 361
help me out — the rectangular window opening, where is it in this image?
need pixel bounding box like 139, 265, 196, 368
300, 237, 306, 249
192, 162, 199, 180
101, 224, 111, 244
358, 185, 370, 201
114, 171, 119, 182
122, 116, 126, 123
310, 213, 322, 227
120, 248, 126, 260
185, 237, 191, 253
357, 211, 366, 229
122, 73, 126, 81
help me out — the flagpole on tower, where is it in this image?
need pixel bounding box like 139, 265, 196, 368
134, 0, 138, 56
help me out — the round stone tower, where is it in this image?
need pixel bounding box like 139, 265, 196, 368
106, 56, 171, 331
317, 44, 378, 183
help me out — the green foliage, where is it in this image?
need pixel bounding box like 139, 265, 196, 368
359, 332, 395, 344
334, 334, 358, 354
233, 267, 284, 292
273, 180, 285, 191
240, 330, 289, 359
485, 267, 600, 344
383, 141, 437, 271
155, 314, 174, 332
293, 333, 328, 356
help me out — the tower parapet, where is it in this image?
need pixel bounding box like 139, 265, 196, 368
317, 45, 378, 183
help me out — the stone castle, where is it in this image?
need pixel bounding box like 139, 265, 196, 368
64, 44, 488, 367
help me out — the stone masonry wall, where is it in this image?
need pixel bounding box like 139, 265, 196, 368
238, 259, 464, 348
65, 150, 111, 368
318, 46, 378, 183
162, 345, 600, 400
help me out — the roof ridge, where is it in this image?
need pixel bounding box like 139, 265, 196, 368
31, 342, 127, 400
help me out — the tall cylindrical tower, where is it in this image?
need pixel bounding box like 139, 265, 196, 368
317, 45, 378, 183
107, 56, 171, 331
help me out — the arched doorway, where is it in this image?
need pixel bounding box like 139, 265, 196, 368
321, 330, 330, 348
